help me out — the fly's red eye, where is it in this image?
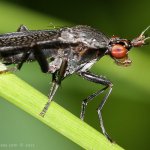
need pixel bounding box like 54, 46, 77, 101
111, 44, 128, 59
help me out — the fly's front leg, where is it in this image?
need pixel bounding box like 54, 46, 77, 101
79, 71, 113, 142
39, 59, 68, 117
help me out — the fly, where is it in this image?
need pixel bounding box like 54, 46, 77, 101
0, 25, 149, 142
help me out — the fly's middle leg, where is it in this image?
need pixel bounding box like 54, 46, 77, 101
39, 79, 59, 117
39, 58, 68, 117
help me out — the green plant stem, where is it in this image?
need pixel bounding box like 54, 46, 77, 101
0, 73, 123, 150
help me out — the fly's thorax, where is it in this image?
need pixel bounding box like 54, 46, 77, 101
59, 25, 109, 49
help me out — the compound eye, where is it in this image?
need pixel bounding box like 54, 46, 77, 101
111, 44, 128, 59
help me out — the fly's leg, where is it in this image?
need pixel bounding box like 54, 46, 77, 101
80, 86, 108, 120
39, 59, 68, 117
31, 44, 56, 115
32, 45, 49, 73
17, 25, 29, 32
39, 75, 59, 117
0, 62, 8, 73
6, 22, 49, 73
79, 71, 113, 142
4, 50, 32, 72
18, 42, 57, 116
7, 37, 67, 115
16, 25, 31, 70
16, 51, 31, 70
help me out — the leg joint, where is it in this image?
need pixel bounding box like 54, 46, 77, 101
108, 82, 113, 87
82, 99, 87, 106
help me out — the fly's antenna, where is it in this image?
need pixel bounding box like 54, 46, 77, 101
140, 25, 150, 36
131, 25, 150, 47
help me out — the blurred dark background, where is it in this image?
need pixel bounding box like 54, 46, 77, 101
0, 0, 150, 149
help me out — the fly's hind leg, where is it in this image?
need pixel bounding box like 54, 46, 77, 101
15, 25, 31, 70
17, 25, 29, 32
0, 62, 9, 73
31, 45, 49, 73
39, 58, 68, 117
3, 25, 31, 72
15, 51, 31, 70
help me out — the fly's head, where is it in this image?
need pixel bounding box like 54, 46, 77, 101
108, 36, 132, 67
107, 26, 150, 67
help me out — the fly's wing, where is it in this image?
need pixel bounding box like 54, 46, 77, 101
0, 30, 59, 52
0, 30, 59, 46
0, 29, 60, 64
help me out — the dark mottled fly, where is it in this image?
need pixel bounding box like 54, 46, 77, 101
0, 25, 149, 142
